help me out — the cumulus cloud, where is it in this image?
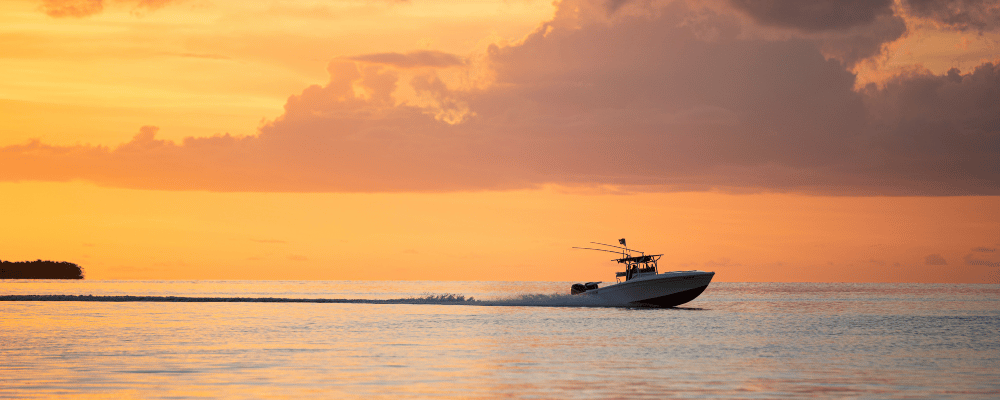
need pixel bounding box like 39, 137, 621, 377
729, 0, 896, 31
729, 0, 907, 66
817, 14, 908, 67
925, 254, 948, 265
6, 0, 998, 194
346, 51, 465, 69
41, 0, 176, 17
860, 63, 1000, 194
902, 0, 1000, 32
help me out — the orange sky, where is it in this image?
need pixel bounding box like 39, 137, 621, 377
1, 0, 998, 283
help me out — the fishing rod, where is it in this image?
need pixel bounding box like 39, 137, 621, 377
571, 247, 622, 254
590, 242, 628, 250
590, 242, 644, 256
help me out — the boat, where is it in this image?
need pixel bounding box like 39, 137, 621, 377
571, 239, 714, 307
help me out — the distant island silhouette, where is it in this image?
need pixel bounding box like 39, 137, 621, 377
1, 260, 84, 279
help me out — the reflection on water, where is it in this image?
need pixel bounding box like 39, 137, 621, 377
1, 281, 998, 399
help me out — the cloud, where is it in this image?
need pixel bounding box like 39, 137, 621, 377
964, 253, 1000, 267
816, 14, 908, 67
925, 254, 947, 265
604, 0, 633, 15
859, 63, 1000, 194
964, 247, 999, 267
729, 0, 907, 66
41, 0, 176, 18
729, 0, 896, 31
346, 51, 465, 69
6, 0, 998, 195
902, 0, 1000, 32
42, 0, 102, 17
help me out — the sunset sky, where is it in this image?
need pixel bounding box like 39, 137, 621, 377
1, 0, 998, 282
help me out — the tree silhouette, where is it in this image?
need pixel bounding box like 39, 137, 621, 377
0, 260, 84, 279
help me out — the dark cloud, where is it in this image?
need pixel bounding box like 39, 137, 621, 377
973, 247, 997, 252
346, 51, 465, 69
729, 0, 907, 66
729, 0, 896, 31
860, 63, 1000, 195
4, 0, 997, 195
604, 0, 632, 15
816, 14, 908, 66
925, 254, 948, 265
964, 253, 1000, 267
902, 0, 1000, 31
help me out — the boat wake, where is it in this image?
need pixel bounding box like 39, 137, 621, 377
0, 294, 636, 308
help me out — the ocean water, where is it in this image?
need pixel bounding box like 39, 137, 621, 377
1, 281, 998, 399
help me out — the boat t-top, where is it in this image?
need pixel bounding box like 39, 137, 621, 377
571, 239, 714, 307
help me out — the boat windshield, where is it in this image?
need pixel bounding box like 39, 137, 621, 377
615, 254, 662, 282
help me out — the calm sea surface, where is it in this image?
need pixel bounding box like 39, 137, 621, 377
1, 280, 998, 399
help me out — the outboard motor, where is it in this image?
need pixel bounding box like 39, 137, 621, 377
570, 282, 600, 295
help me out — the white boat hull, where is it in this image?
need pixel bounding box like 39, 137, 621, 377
584, 271, 714, 307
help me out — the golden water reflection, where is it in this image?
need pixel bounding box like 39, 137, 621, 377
1, 282, 998, 398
